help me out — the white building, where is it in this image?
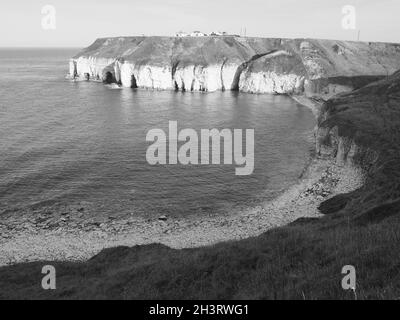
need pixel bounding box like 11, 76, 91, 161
176, 31, 189, 37
190, 31, 207, 37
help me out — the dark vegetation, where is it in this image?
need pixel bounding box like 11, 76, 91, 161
318, 71, 400, 221
1, 73, 400, 300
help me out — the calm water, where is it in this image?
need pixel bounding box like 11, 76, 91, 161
0, 48, 315, 218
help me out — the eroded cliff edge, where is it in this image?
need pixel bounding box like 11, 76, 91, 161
317, 70, 400, 221
70, 36, 400, 97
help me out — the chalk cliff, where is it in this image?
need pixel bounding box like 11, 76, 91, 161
70, 36, 400, 96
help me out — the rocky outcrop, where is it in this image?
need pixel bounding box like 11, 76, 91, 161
315, 69, 400, 221
316, 71, 400, 165
315, 69, 400, 227
69, 36, 400, 95
238, 50, 307, 94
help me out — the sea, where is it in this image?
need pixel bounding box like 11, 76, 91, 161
0, 48, 315, 219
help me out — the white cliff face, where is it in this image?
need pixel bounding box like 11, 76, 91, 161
69, 56, 310, 94
69, 60, 77, 78
72, 57, 117, 81
239, 71, 305, 94
70, 56, 306, 94
118, 62, 173, 89
171, 63, 240, 92
114, 62, 122, 84
201, 65, 221, 91
221, 64, 239, 90
173, 64, 225, 92
173, 65, 197, 91
119, 62, 134, 87
70, 37, 400, 96
136, 65, 173, 90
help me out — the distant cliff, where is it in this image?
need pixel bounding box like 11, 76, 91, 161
70, 36, 400, 96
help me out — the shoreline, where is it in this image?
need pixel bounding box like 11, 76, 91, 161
0, 157, 364, 266
0, 95, 365, 266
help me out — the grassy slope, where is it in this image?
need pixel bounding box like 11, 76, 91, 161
318, 71, 400, 219
1, 73, 400, 300
1, 216, 400, 300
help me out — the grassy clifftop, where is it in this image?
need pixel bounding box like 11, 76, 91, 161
1, 72, 400, 299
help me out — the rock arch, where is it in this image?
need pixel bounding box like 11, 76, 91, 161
103, 71, 114, 84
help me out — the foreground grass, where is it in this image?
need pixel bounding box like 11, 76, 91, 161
1, 72, 400, 300
1, 213, 400, 300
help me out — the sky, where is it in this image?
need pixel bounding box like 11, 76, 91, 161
1, 0, 400, 47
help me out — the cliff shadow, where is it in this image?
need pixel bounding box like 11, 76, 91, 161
103, 72, 114, 84
231, 51, 278, 91
131, 74, 138, 89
